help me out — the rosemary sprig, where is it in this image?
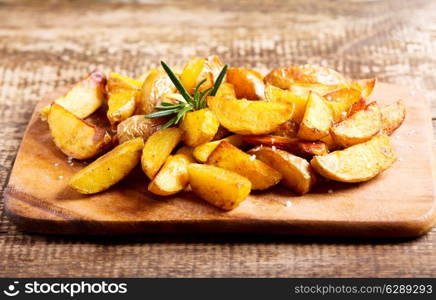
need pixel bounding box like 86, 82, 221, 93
145, 61, 228, 129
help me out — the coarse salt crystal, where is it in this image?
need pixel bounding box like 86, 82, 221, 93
58, 175, 64, 179
328, 189, 333, 194
272, 146, 277, 151
285, 201, 292, 207
249, 154, 256, 161
54, 163, 60, 167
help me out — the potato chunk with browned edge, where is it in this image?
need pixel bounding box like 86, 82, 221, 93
331, 102, 382, 147
141, 128, 183, 179
48, 103, 111, 160
193, 135, 245, 163
116, 115, 165, 144
188, 164, 251, 210
310, 134, 396, 183
206, 141, 282, 190
297, 92, 333, 141
249, 147, 316, 194
69, 138, 144, 194
208, 96, 293, 135
41, 70, 106, 120
226, 67, 265, 100
381, 100, 406, 135
179, 109, 220, 147
148, 153, 195, 196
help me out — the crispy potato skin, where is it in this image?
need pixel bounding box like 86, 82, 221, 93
297, 92, 333, 141
137, 68, 175, 115
226, 67, 265, 100
208, 96, 293, 135
206, 141, 282, 190
41, 70, 106, 120
324, 88, 362, 122
179, 109, 220, 147
107, 91, 136, 127
107, 72, 142, 92
381, 100, 406, 135
265, 84, 306, 123
116, 115, 165, 144
69, 138, 144, 194
272, 120, 299, 138
148, 154, 195, 196
249, 147, 316, 194
141, 127, 183, 179
264, 65, 348, 89
188, 164, 251, 210
242, 135, 327, 157
331, 102, 382, 147
48, 103, 111, 160
193, 135, 245, 163
180, 57, 206, 94
310, 134, 397, 183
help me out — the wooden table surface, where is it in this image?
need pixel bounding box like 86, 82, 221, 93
0, 0, 435, 277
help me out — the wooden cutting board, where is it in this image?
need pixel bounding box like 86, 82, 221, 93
4, 82, 436, 237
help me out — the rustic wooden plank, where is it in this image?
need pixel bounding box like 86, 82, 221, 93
1, 0, 436, 277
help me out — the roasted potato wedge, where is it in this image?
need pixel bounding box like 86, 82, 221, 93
324, 88, 362, 122
297, 92, 333, 141
215, 82, 236, 98
116, 115, 165, 144
331, 102, 382, 147
175, 145, 195, 159
148, 153, 195, 196
188, 164, 251, 210
137, 68, 175, 114
48, 103, 111, 160
320, 134, 338, 151
348, 97, 367, 116
310, 134, 396, 182
141, 127, 183, 179
206, 141, 282, 190
107, 91, 136, 126
272, 120, 299, 138
264, 65, 348, 89
381, 100, 406, 135
249, 147, 316, 194
265, 84, 306, 123
289, 83, 343, 97
41, 70, 106, 120
226, 67, 265, 100
69, 138, 144, 194
180, 57, 209, 94
193, 135, 245, 163
179, 109, 220, 147
107, 72, 142, 92
208, 95, 293, 135
351, 78, 376, 99
242, 135, 327, 157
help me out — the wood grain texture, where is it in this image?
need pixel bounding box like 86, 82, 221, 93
4, 83, 436, 237
1, 0, 436, 277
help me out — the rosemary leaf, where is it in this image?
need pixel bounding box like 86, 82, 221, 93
145, 108, 180, 118
160, 61, 192, 103
210, 64, 229, 96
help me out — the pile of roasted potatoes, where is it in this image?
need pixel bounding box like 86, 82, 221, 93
41, 55, 406, 210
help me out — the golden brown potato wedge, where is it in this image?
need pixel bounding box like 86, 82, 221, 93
264, 65, 348, 89
348, 97, 367, 116
69, 138, 144, 194
188, 164, 251, 210
265, 84, 306, 123
215, 82, 236, 99
289, 83, 343, 97
206, 141, 282, 190
107, 91, 137, 127
141, 127, 183, 179
107, 72, 142, 92
351, 78, 376, 99
249, 146, 316, 194
148, 154, 194, 196
381, 100, 406, 135
226, 67, 265, 100
48, 103, 111, 160
272, 120, 299, 138
116, 115, 166, 144
331, 102, 382, 147
41, 70, 106, 120
175, 145, 195, 159
297, 92, 333, 141
324, 88, 362, 122
208, 95, 293, 135
179, 109, 220, 147
319, 134, 338, 151
310, 134, 397, 182
242, 135, 327, 157
137, 68, 175, 114
180, 57, 208, 94
193, 135, 245, 163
